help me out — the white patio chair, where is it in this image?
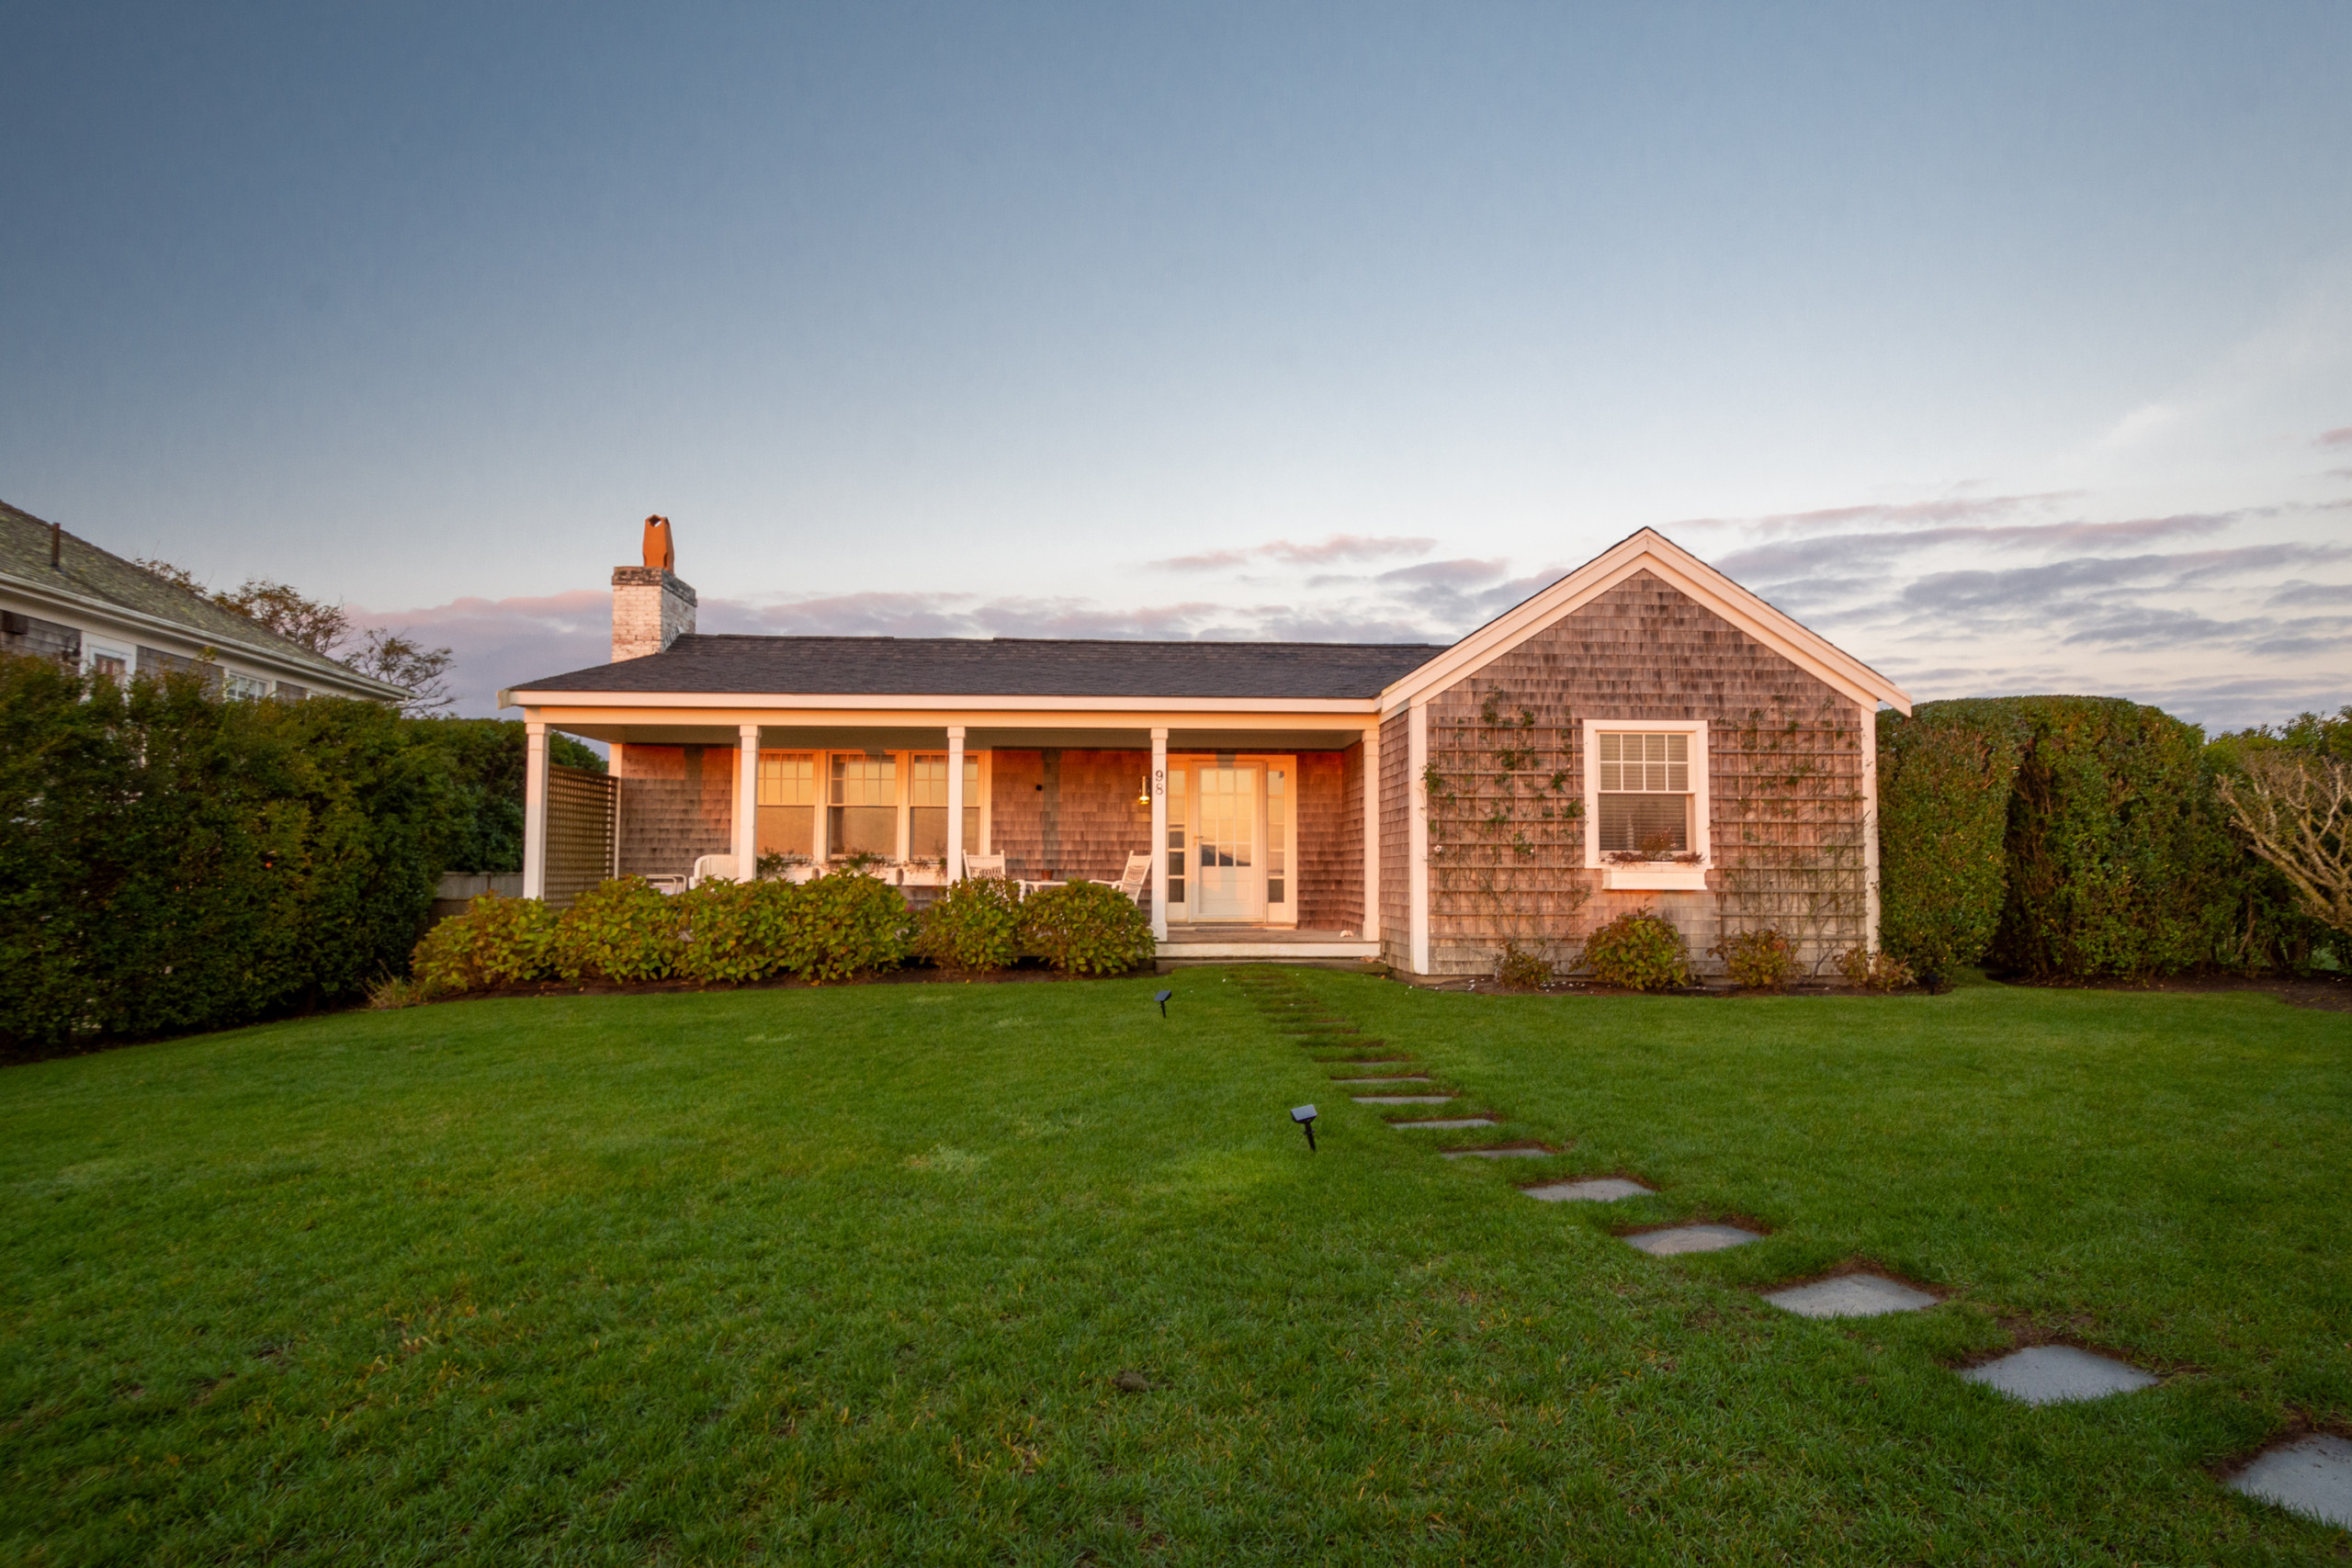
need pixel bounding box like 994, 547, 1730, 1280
1114, 851, 1153, 906
959, 852, 1007, 881
687, 853, 739, 889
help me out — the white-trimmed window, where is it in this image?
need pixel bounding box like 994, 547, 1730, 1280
1583, 719, 1710, 886
223, 671, 268, 701
83, 636, 132, 683
757, 751, 817, 858
829, 755, 898, 858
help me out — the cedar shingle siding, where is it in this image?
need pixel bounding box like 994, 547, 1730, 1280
987, 750, 1153, 883
618, 745, 733, 877
1295, 750, 1363, 931
1423, 570, 1867, 976
1378, 710, 1409, 968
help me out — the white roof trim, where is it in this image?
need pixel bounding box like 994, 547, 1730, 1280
1379, 528, 1913, 716
499, 690, 1384, 716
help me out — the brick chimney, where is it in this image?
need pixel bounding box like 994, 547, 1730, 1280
611, 514, 696, 660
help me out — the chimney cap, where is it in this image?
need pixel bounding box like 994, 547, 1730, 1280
641, 514, 674, 572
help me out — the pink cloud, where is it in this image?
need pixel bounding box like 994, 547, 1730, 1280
1150, 533, 1436, 570
349, 590, 614, 716
2316, 425, 2352, 448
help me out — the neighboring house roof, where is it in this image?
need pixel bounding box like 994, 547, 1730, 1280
0, 499, 410, 700
512, 634, 1447, 701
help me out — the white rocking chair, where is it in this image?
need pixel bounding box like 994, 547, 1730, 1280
687, 853, 740, 889
1114, 851, 1153, 906
959, 852, 1007, 881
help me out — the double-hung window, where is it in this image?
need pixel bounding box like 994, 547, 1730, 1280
757, 752, 817, 857
1583, 720, 1710, 886
829, 755, 898, 858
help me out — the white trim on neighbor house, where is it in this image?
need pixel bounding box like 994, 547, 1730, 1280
0, 566, 408, 703
1377, 529, 1913, 719
1582, 717, 1712, 892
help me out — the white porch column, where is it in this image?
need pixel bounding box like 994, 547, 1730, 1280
1149, 728, 1169, 942
1360, 724, 1380, 942
1408, 700, 1430, 975
521, 719, 549, 900
1860, 702, 1882, 953
734, 725, 760, 876
945, 725, 967, 878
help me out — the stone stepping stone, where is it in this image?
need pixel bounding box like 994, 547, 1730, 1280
1442, 1146, 1554, 1159
1960, 1345, 2157, 1405
1763, 1274, 1937, 1318
1524, 1177, 1653, 1202
2229, 1435, 2352, 1530
1624, 1224, 1759, 1256
1391, 1117, 1497, 1129
1352, 1094, 1455, 1105
1330, 1074, 1430, 1084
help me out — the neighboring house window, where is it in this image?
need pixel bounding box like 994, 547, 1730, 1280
82, 636, 132, 683
273, 682, 308, 702
829, 754, 897, 858
757, 751, 816, 858
1584, 721, 1710, 863
223, 671, 268, 701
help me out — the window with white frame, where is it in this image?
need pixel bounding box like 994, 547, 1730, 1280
829, 754, 898, 858
1589, 726, 1707, 859
757, 751, 817, 858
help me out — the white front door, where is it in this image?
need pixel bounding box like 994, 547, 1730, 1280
1193, 763, 1261, 919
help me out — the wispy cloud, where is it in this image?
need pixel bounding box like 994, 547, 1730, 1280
1149, 533, 1436, 570
2317, 425, 2352, 448
350, 590, 613, 715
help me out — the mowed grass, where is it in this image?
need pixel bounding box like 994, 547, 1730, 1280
1, 970, 2346, 1564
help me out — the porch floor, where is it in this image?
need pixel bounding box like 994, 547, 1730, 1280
1157, 924, 1381, 963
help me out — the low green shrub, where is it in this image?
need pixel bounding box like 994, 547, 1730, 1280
916, 876, 1024, 972
675, 877, 799, 984
1578, 909, 1692, 991
1018, 881, 1157, 976
778, 871, 917, 982
554, 878, 685, 983
1836, 946, 1915, 992
1493, 943, 1554, 988
411, 892, 560, 995
1713, 928, 1797, 991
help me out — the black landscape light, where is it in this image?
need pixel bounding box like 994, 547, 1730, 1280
1155, 988, 1173, 1018
1291, 1104, 1318, 1152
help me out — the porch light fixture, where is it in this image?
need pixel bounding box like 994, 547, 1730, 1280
1136, 776, 1150, 805
1154, 987, 1173, 1018
1291, 1104, 1318, 1152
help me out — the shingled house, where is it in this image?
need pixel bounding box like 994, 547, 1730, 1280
503, 527, 1912, 977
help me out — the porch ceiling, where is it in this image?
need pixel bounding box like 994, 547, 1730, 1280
559, 723, 1370, 752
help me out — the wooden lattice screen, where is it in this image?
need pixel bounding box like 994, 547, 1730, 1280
545, 763, 619, 909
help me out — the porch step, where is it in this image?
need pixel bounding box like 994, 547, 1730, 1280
1159, 937, 1381, 961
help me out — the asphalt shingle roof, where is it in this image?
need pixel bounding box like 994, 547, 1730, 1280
512, 634, 1446, 701
0, 499, 397, 692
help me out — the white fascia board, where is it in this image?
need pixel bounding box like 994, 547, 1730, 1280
0, 570, 410, 702
502, 691, 1382, 717
1376, 529, 1914, 717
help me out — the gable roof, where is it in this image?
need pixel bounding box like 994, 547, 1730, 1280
1379, 527, 1914, 716
0, 499, 409, 698
511, 634, 1445, 702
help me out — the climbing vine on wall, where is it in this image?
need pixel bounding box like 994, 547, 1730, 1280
1712, 695, 1869, 974
1421, 689, 1589, 977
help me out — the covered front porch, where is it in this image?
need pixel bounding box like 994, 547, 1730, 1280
517, 708, 1380, 948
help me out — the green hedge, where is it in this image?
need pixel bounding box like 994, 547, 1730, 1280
1877, 696, 2317, 982
0, 656, 455, 1050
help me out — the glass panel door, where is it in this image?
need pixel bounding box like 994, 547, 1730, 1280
1193, 763, 1261, 919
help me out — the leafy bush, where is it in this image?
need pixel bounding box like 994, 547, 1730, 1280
0, 655, 453, 1052
1493, 943, 1553, 988
1836, 946, 1915, 992
674, 877, 799, 984
403, 717, 602, 874
1018, 881, 1157, 976
1875, 704, 2028, 987
1577, 910, 1692, 991
554, 877, 685, 983
411, 893, 560, 995
1713, 928, 1797, 991
778, 871, 917, 982
916, 875, 1025, 972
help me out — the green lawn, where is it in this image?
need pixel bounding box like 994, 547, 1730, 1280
2, 969, 2346, 1564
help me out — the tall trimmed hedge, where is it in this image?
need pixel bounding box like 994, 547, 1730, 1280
1877, 696, 2315, 982
0, 656, 455, 1050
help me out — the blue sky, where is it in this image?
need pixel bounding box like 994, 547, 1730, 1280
4, 2, 2347, 721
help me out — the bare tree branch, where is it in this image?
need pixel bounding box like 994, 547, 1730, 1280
2217, 752, 2352, 940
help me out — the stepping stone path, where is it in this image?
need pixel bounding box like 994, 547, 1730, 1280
1442, 1146, 1554, 1159
1524, 1177, 1652, 1202
1230, 963, 2349, 1539
1624, 1224, 1759, 1256
1764, 1274, 1937, 1318
2230, 1435, 2352, 1530
1960, 1345, 2157, 1405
